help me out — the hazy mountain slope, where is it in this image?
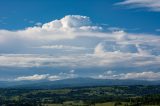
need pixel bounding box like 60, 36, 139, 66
1, 78, 159, 89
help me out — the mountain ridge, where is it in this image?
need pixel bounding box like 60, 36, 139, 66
0, 77, 160, 89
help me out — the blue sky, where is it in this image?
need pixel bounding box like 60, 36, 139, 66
0, 0, 160, 81
1, 0, 160, 34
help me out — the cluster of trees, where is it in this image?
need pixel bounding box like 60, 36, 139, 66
0, 95, 160, 106
0, 86, 160, 106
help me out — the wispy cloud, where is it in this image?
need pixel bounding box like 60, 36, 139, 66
15, 70, 77, 81
116, 0, 160, 12
156, 29, 160, 32
96, 71, 160, 81
15, 74, 49, 81
36, 45, 87, 50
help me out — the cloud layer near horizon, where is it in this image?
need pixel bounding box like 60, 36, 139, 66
0, 15, 160, 80
96, 71, 160, 81
15, 70, 77, 81
15, 71, 160, 81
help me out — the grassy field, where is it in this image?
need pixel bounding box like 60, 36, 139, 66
43, 102, 116, 106
43, 102, 160, 106
96, 102, 115, 106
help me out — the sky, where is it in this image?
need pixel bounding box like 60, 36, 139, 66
0, 0, 160, 81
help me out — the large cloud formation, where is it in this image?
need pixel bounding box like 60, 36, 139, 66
0, 15, 160, 80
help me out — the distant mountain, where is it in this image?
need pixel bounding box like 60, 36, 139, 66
0, 80, 48, 88
0, 78, 160, 89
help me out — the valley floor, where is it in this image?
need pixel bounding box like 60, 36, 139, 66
0, 85, 160, 106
